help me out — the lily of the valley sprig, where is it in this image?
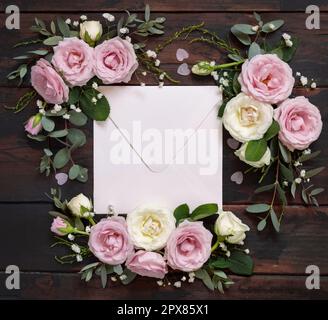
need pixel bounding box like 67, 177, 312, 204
191, 12, 324, 232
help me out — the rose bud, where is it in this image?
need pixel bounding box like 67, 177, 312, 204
67, 193, 92, 217
80, 21, 103, 46
50, 217, 73, 236
191, 61, 213, 76
24, 114, 42, 136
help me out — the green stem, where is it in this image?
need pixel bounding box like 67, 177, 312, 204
88, 217, 96, 226
211, 238, 221, 253
74, 229, 89, 236
213, 60, 244, 70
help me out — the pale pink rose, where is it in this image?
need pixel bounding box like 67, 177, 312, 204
88, 216, 133, 265
165, 220, 212, 272
126, 250, 168, 279
93, 37, 138, 84
274, 96, 322, 151
52, 37, 94, 86
24, 114, 42, 136
50, 217, 71, 236
239, 54, 295, 104
31, 58, 69, 104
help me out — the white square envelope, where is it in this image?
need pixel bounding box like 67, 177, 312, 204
94, 86, 223, 214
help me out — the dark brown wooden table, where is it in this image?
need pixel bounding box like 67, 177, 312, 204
0, 0, 327, 299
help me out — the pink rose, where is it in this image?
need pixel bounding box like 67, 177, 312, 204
239, 54, 295, 104
24, 114, 42, 136
88, 216, 133, 265
126, 250, 168, 279
165, 220, 212, 272
50, 217, 72, 236
52, 37, 94, 86
31, 58, 69, 104
274, 96, 322, 151
94, 37, 138, 84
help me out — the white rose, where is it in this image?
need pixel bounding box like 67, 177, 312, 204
214, 210, 250, 244
67, 193, 92, 217
80, 21, 103, 45
127, 205, 176, 251
222, 93, 273, 142
235, 143, 271, 168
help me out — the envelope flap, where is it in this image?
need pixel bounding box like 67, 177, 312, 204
99, 86, 222, 171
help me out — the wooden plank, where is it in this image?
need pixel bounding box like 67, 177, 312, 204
0, 204, 327, 275
0, 272, 326, 299
0, 87, 326, 204
1, 12, 328, 86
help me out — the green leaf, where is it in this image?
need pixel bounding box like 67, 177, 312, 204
68, 87, 81, 104
271, 47, 284, 60
213, 270, 228, 279
53, 148, 70, 169
270, 208, 280, 232
279, 141, 291, 163
57, 16, 70, 37
231, 25, 251, 45
190, 203, 218, 220
69, 164, 80, 180
228, 54, 243, 62
245, 139, 267, 162
173, 204, 190, 223
262, 20, 284, 33
74, 216, 84, 231
113, 264, 123, 275
50, 21, 56, 34
233, 24, 257, 35
291, 182, 297, 198
27, 134, 47, 142
255, 183, 275, 194
304, 167, 325, 179
121, 268, 137, 285
28, 49, 49, 55
298, 150, 321, 162
100, 264, 108, 288
195, 269, 214, 291
253, 12, 262, 22
76, 167, 88, 183
264, 120, 280, 141
68, 110, 88, 127
302, 189, 309, 204
145, 4, 150, 21
280, 163, 294, 182
248, 42, 261, 59
209, 257, 231, 269
281, 37, 299, 62
232, 72, 241, 95
277, 183, 287, 206
246, 203, 270, 214
228, 251, 254, 276
67, 128, 86, 147
257, 219, 267, 231
80, 89, 110, 121
310, 188, 324, 196
48, 129, 68, 138
14, 55, 30, 60
43, 36, 63, 46
41, 117, 55, 132
44, 148, 53, 156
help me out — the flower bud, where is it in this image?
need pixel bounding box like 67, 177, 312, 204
191, 61, 213, 76
24, 114, 43, 136
50, 217, 73, 236
67, 193, 92, 217
80, 21, 103, 46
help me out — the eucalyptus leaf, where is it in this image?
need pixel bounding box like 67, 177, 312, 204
248, 42, 261, 58
68, 110, 88, 126
304, 167, 325, 179
100, 264, 108, 288
279, 141, 291, 163
280, 163, 294, 182
27, 134, 47, 142
231, 25, 251, 45
246, 203, 270, 214
41, 117, 55, 132
67, 128, 86, 147
262, 20, 284, 33
69, 164, 81, 180
277, 183, 287, 206
270, 208, 280, 232
257, 219, 267, 231
43, 36, 63, 46
121, 268, 137, 285
291, 182, 297, 198
48, 129, 68, 138
53, 148, 70, 169
310, 188, 324, 196
233, 24, 257, 35
298, 150, 321, 162
57, 16, 70, 37
195, 269, 214, 291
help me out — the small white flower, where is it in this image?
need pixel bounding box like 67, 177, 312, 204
269, 23, 275, 30
295, 177, 302, 184
211, 71, 219, 81
68, 234, 75, 241
82, 211, 90, 218
300, 170, 306, 178
222, 79, 229, 87
168, 282, 171, 286
97, 93, 103, 99
311, 82, 317, 89
307, 178, 310, 183
80, 15, 87, 21
283, 181, 289, 187
244, 249, 250, 254
296, 72, 301, 76
188, 278, 195, 283
157, 280, 163, 286
89, 212, 95, 217
76, 254, 83, 262
111, 276, 117, 282
103, 13, 115, 22
140, 82, 146, 87
141, 71, 147, 76
294, 161, 302, 167
51, 109, 57, 114
158, 82, 164, 88
219, 242, 227, 251
73, 21, 79, 27
37, 99, 43, 108
226, 250, 231, 257
125, 36, 131, 42
251, 25, 259, 32
63, 114, 70, 120
54, 104, 62, 112
146, 50, 157, 59
181, 276, 186, 282
39, 109, 46, 115
119, 274, 127, 281
92, 82, 98, 89
91, 97, 97, 104
173, 281, 181, 288
304, 149, 311, 155
282, 33, 291, 40
70, 104, 76, 110
189, 272, 195, 278
210, 61, 216, 67
285, 39, 293, 47
159, 73, 165, 80
71, 244, 81, 254
65, 18, 71, 25
75, 107, 82, 113
155, 59, 161, 67
119, 27, 129, 34
223, 71, 228, 77
85, 226, 91, 233
300, 76, 308, 86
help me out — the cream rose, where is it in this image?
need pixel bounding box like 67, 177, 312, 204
67, 193, 92, 217
214, 210, 250, 244
126, 205, 176, 251
80, 21, 103, 45
235, 143, 271, 168
222, 93, 273, 142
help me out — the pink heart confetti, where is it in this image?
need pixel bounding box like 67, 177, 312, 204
227, 138, 240, 150
55, 173, 68, 186
231, 171, 244, 185
176, 48, 189, 62
177, 63, 191, 76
